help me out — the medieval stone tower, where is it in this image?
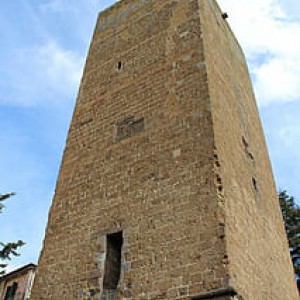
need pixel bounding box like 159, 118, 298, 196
30, 0, 299, 299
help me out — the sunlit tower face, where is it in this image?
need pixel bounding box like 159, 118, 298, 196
30, 1, 299, 299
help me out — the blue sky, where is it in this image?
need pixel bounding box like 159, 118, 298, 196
0, 0, 300, 271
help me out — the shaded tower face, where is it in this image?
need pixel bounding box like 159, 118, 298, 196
30, 0, 298, 299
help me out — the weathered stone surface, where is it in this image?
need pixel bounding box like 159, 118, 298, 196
30, 0, 298, 299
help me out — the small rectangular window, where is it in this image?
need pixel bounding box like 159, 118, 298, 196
4, 282, 18, 300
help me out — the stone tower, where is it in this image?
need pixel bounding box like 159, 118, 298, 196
30, 0, 299, 299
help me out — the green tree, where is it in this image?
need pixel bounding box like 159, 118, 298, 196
0, 193, 25, 275
279, 191, 300, 286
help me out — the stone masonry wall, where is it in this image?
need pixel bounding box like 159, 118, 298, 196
199, 0, 299, 299
30, 1, 229, 299
30, 0, 298, 299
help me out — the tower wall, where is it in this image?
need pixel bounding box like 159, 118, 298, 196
199, 0, 298, 299
31, 1, 228, 299
30, 0, 298, 299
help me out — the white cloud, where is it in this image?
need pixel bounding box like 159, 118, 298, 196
0, 41, 83, 107
32, 41, 83, 92
253, 56, 300, 105
218, 0, 300, 106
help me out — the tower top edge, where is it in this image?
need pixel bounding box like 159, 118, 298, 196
98, 0, 141, 18
97, 0, 244, 56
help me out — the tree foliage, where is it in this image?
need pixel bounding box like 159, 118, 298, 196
279, 191, 300, 285
0, 193, 25, 275
0, 193, 15, 213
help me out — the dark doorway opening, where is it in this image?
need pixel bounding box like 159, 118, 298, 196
103, 231, 123, 290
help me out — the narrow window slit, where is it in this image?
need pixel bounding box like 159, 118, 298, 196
252, 178, 258, 192
117, 61, 122, 70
